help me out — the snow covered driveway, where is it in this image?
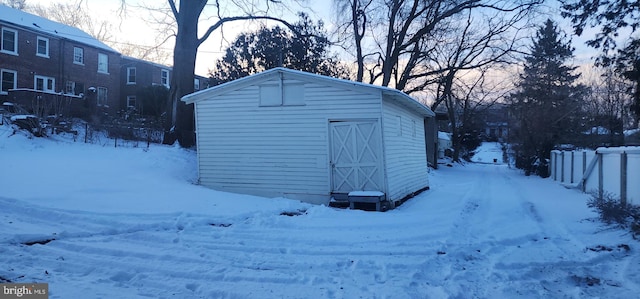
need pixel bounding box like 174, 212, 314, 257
0, 137, 638, 298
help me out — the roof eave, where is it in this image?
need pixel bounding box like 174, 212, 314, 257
382, 90, 435, 118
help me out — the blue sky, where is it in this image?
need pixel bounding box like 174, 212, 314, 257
25, 0, 602, 75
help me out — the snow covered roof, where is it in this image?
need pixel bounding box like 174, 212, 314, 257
182, 67, 435, 118
583, 126, 610, 135
597, 146, 640, 154
624, 128, 640, 137
122, 55, 172, 70
0, 4, 117, 53
438, 131, 451, 140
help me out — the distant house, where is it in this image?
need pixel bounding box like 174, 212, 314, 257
482, 104, 509, 141
120, 56, 171, 111
182, 67, 435, 207
438, 131, 452, 159
0, 4, 121, 117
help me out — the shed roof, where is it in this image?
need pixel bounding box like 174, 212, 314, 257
0, 4, 117, 53
182, 67, 435, 118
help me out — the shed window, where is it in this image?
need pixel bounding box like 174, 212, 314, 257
412, 120, 417, 137
259, 84, 305, 106
283, 84, 304, 106
259, 85, 281, 106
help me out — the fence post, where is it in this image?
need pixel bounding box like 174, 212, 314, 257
561, 151, 565, 183
582, 151, 587, 177
553, 152, 557, 180
621, 151, 627, 206
598, 152, 603, 200
570, 151, 575, 184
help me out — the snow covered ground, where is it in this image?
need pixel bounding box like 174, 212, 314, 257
1, 126, 639, 298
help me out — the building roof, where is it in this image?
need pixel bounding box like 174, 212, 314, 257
182, 67, 435, 118
122, 55, 171, 70
438, 131, 451, 140
122, 56, 211, 79
0, 4, 117, 53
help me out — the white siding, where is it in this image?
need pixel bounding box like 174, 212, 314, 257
381, 97, 429, 201
194, 77, 382, 204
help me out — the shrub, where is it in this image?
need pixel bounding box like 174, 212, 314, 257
587, 191, 640, 238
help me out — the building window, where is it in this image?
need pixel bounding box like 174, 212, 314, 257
194, 78, 200, 90
1, 69, 17, 94
97, 87, 108, 106
127, 67, 136, 84
161, 69, 169, 88
126, 95, 136, 109
65, 81, 84, 95
34, 75, 55, 92
36, 36, 49, 58
75, 82, 84, 96
1, 27, 18, 55
73, 47, 84, 64
97, 53, 108, 73
65, 81, 75, 94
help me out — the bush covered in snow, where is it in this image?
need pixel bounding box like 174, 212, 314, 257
587, 191, 640, 238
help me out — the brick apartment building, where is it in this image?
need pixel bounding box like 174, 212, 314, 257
120, 56, 209, 116
1, 4, 208, 123
1, 4, 121, 118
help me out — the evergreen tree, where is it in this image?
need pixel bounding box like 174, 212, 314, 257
209, 13, 348, 84
509, 19, 586, 176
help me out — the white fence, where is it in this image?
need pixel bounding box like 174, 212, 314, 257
550, 147, 640, 205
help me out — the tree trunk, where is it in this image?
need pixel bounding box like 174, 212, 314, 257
163, 0, 203, 147
446, 96, 461, 162
351, 0, 365, 82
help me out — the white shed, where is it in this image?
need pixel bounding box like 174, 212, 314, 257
182, 68, 435, 207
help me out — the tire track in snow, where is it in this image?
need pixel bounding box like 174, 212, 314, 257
2, 164, 638, 298
477, 165, 637, 298
408, 163, 635, 299
2, 198, 443, 298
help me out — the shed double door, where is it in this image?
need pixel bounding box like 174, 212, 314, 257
329, 120, 384, 194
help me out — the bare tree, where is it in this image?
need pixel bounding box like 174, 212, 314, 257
1, 0, 25, 9
117, 42, 172, 64
581, 66, 635, 145
332, 1, 542, 163
26, 1, 171, 64
27, 1, 114, 42
333, 0, 542, 93
146, 0, 300, 146
437, 65, 510, 161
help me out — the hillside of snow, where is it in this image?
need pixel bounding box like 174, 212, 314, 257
1, 125, 638, 298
